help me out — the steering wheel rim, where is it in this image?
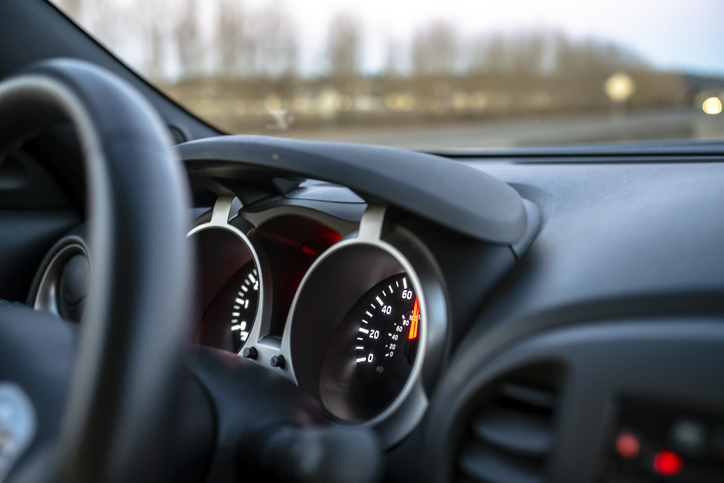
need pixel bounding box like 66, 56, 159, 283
0, 59, 193, 482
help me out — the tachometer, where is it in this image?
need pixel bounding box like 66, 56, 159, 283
196, 261, 260, 353
319, 273, 420, 421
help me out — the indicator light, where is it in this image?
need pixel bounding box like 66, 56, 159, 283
408, 297, 419, 339
615, 432, 640, 459
653, 451, 682, 476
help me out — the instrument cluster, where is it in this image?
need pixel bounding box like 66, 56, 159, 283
190, 197, 448, 447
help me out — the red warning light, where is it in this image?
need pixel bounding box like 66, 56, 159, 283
408, 298, 419, 340
615, 433, 640, 459
653, 451, 682, 476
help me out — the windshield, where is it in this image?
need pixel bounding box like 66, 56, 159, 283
51, 0, 724, 150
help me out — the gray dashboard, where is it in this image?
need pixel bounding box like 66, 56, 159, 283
468, 160, 724, 335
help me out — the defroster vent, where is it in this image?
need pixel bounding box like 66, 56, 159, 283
456, 364, 562, 483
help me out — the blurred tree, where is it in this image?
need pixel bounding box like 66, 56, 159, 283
174, 0, 203, 80
552, 34, 650, 108
326, 13, 363, 79
412, 21, 458, 77
130, 0, 174, 81
468, 32, 549, 76
554, 35, 647, 76
214, 0, 256, 79
252, 1, 298, 79
509, 32, 547, 76
468, 33, 507, 74
383, 38, 405, 78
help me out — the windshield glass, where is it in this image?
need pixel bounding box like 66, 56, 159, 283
51, 0, 724, 149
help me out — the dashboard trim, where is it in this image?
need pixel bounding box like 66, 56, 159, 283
180, 135, 527, 244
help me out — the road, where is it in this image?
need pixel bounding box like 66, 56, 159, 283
276, 108, 724, 150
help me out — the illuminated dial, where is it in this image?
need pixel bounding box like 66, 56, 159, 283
196, 262, 260, 353
319, 273, 420, 421
354, 274, 419, 392
229, 265, 259, 351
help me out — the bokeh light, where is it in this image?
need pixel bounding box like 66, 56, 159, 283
703, 97, 722, 115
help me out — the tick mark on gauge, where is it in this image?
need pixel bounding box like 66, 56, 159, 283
389, 285, 393, 293
359, 327, 369, 334
362, 319, 369, 324
355, 346, 364, 350
356, 357, 367, 363
376, 296, 384, 306
365, 311, 372, 318
403, 278, 408, 289
235, 297, 244, 305
241, 286, 248, 292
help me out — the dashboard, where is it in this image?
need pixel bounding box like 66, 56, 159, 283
187, 193, 449, 446
15, 133, 724, 483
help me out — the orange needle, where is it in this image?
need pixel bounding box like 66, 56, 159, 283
408, 297, 419, 339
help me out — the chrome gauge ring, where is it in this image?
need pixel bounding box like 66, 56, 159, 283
283, 205, 450, 447
188, 197, 269, 355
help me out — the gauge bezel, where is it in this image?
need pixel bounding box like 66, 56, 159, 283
282, 205, 450, 447
187, 196, 271, 355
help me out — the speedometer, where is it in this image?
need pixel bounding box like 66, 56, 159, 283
319, 273, 420, 421
354, 274, 419, 386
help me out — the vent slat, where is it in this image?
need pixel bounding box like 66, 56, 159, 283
472, 408, 553, 457
499, 382, 555, 409
455, 366, 561, 483
458, 442, 545, 483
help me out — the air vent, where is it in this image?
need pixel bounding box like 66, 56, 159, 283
456, 365, 562, 483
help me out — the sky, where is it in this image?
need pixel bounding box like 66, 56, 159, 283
71, 0, 724, 78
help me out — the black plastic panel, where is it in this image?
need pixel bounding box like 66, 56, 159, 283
422, 319, 724, 483
179, 135, 528, 244
462, 161, 724, 340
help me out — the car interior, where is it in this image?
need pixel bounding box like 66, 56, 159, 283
1, 1, 724, 482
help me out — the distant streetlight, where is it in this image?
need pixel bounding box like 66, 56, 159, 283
604, 71, 635, 118
702, 96, 722, 115
604, 71, 636, 103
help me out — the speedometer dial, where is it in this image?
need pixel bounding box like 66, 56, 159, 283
354, 275, 419, 387
319, 273, 420, 421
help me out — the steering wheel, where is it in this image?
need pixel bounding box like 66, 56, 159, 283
0, 60, 380, 483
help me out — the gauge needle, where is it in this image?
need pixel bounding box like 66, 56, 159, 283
409, 297, 419, 340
